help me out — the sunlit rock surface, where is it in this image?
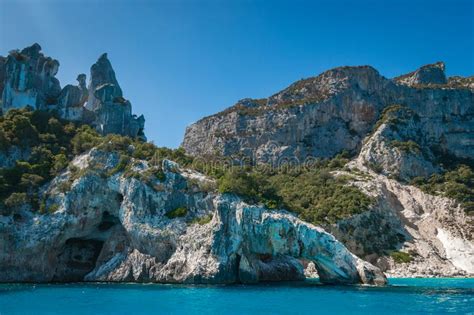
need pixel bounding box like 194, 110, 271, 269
57, 74, 89, 121
394, 62, 447, 86
86, 53, 123, 111
182, 63, 473, 167
1, 43, 61, 112
332, 163, 474, 278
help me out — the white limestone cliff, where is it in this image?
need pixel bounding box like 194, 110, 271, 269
0, 149, 386, 285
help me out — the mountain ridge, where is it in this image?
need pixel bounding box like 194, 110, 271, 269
182, 61, 473, 175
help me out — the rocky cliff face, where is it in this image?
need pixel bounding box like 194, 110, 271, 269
394, 61, 448, 86
356, 105, 441, 181
182, 62, 473, 176
0, 44, 145, 139
0, 149, 385, 285
1, 43, 61, 113
86, 53, 123, 111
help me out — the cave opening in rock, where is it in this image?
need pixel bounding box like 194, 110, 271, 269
53, 238, 104, 282
51, 210, 127, 282
98, 211, 120, 232
236, 254, 320, 283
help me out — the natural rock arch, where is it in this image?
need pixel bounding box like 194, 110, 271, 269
212, 196, 386, 285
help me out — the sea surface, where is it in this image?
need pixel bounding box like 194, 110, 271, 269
0, 278, 473, 314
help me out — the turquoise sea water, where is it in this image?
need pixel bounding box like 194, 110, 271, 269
0, 278, 473, 314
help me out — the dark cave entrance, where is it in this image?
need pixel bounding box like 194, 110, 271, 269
53, 238, 104, 282
98, 211, 120, 232
52, 211, 122, 282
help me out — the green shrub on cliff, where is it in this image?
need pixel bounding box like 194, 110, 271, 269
0, 109, 372, 224
411, 164, 474, 214
189, 214, 213, 225
390, 140, 421, 154
4, 192, 28, 209
268, 167, 373, 225
0, 108, 84, 211
390, 251, 412, 263
215, 154, 373, 225
71, 125, 101, 154
218, 168, 283, 209
165, 206, 188, 219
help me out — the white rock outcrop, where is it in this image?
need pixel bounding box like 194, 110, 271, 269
331, 162, 474, 278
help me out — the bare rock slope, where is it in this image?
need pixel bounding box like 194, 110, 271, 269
330, 163, 473, 278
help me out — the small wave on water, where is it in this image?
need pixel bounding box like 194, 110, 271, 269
0, 278, 473, 315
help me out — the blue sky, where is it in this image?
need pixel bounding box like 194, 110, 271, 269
1, 0, 473, 147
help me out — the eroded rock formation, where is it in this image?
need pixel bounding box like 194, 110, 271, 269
0, 150, 386, 285
83, 53, 145, 138
0, 44, 145, 139
86, 53, 123, 111
57, 74, 89, 121
1, 43, 61, 112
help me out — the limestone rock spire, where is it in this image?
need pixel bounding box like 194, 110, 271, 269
86, 53, 123, 111
86, 52, 145, 139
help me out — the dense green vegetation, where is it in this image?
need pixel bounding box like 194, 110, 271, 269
217, 168, 284, 209
267, 167, 373, 225
390, 251, 413, 264
0, 108, 84, 213
0, 108, 191, 214
198, 152, 374, 225
165, 207, 188, 219
411, 165, 474, 215
0, 109, 373, 224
